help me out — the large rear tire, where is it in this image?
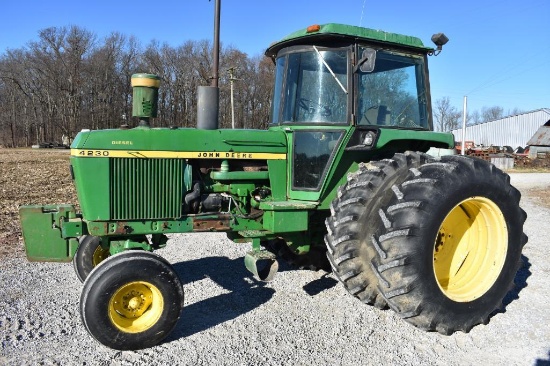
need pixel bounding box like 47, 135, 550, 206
325, 152, 433, 308
370, 155, 527, 333
80, 251, 184, 350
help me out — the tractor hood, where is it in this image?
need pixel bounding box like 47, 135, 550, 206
71, 127, 288, 158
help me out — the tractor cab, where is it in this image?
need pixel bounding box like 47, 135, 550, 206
266, 23, 437, 129
265, 24, 446, 199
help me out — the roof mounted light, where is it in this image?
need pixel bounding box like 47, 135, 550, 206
429, 33, 449, 56
306, 24, 321, 33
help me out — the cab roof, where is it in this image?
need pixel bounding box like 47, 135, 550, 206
266, 23, 433, 57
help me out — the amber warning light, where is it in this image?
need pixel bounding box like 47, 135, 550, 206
306, 24, 321, 33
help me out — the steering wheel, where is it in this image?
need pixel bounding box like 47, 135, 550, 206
299, 98, 332, 117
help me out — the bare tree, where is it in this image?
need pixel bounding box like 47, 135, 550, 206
434, 97, 461, 131
468, 110, 481, 126
0, 26, 280, 146
507, 107, 525, 116
480, 106, 504, 122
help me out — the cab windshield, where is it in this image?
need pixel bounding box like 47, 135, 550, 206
270, 45, 429, 129
271, 46, 349, 124
356, 48, 429, 129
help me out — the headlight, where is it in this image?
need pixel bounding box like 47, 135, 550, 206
362, 131, 376, 146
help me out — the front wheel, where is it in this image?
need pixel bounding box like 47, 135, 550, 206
73, 235, 110, 283
80, 251, 184, 350
370, 155, 527, 334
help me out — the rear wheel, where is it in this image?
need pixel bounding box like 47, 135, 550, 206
73, 236, 109, 283
369, 155, 527, 333
325, 152, 433, 308
80, 251, 184, 350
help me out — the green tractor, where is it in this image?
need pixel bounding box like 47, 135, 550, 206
20, 19, 526, 350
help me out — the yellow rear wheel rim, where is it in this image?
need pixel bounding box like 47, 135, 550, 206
108, 281, 164, 333
433, 197, 508, 302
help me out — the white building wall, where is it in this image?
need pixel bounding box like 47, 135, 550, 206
451, 109, 550, 147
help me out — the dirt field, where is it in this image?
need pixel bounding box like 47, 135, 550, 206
0, 149, 77, 258
1, 148, 549, 260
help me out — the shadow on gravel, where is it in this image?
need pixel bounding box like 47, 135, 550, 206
302, 274, 338, 296
535, 351, 550, 366
498, 254, 532, 313
166, 257, 275, 340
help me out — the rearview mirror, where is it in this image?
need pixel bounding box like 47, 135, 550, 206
356, 48, 377, 73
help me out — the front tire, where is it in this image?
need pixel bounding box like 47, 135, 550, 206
80, 251, 184, 350
370, 155, 527, 333
73, 235, 110, 283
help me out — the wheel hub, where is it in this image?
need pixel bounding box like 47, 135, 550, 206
124, 291, 145, 313
108, 282, 163, 333
433, 196, 508, 302
92, 245, 110, 266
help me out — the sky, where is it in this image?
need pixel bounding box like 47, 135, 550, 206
1, 0, 548, 116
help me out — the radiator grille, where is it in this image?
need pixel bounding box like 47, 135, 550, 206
110, 158, 185, 220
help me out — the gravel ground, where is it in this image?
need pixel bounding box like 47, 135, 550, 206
1, 173, 549, 366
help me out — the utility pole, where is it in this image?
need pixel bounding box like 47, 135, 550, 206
211, 0, 220, 88
461, 96, 467, 155
197, 0, 220, 130
227, 67, 240, 129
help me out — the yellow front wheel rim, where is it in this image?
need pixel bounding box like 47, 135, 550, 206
434, 197, 508, 302
108, 281, 164, 333
92, 246, 110, 266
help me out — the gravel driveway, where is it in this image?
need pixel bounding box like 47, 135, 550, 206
1, 173, 549, 365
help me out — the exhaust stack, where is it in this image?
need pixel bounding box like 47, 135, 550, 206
197, 86, 219, 130
197, 0, 221, 130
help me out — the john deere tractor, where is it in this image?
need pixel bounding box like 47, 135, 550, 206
19, 18, 526, 350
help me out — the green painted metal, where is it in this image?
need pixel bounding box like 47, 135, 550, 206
71, 156, 110, 220
61, 219, 86, 238
70, 128, 287, 221
86, 218, 193, 236
109, 237, 153, 255
266, 159, 287, 200
110, 157, 185, 220
85, 215, 266, 236
262, 210, 309, 233
266, 23, 433, 57
376, 129, 454, 149
19, 205, 80, 262
72, 128, 287, 154
210, 170, 269, 181
259, 200, 318, 210
131, 73, 160, 118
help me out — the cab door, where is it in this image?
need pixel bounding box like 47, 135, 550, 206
287, 127, 347, 201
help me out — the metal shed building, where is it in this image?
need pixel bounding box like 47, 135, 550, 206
451, 108, 550, 148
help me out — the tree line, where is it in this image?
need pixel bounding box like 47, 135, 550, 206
0, 26, 275, 147
433, 96, 525, 132
0, 25, 523, 146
